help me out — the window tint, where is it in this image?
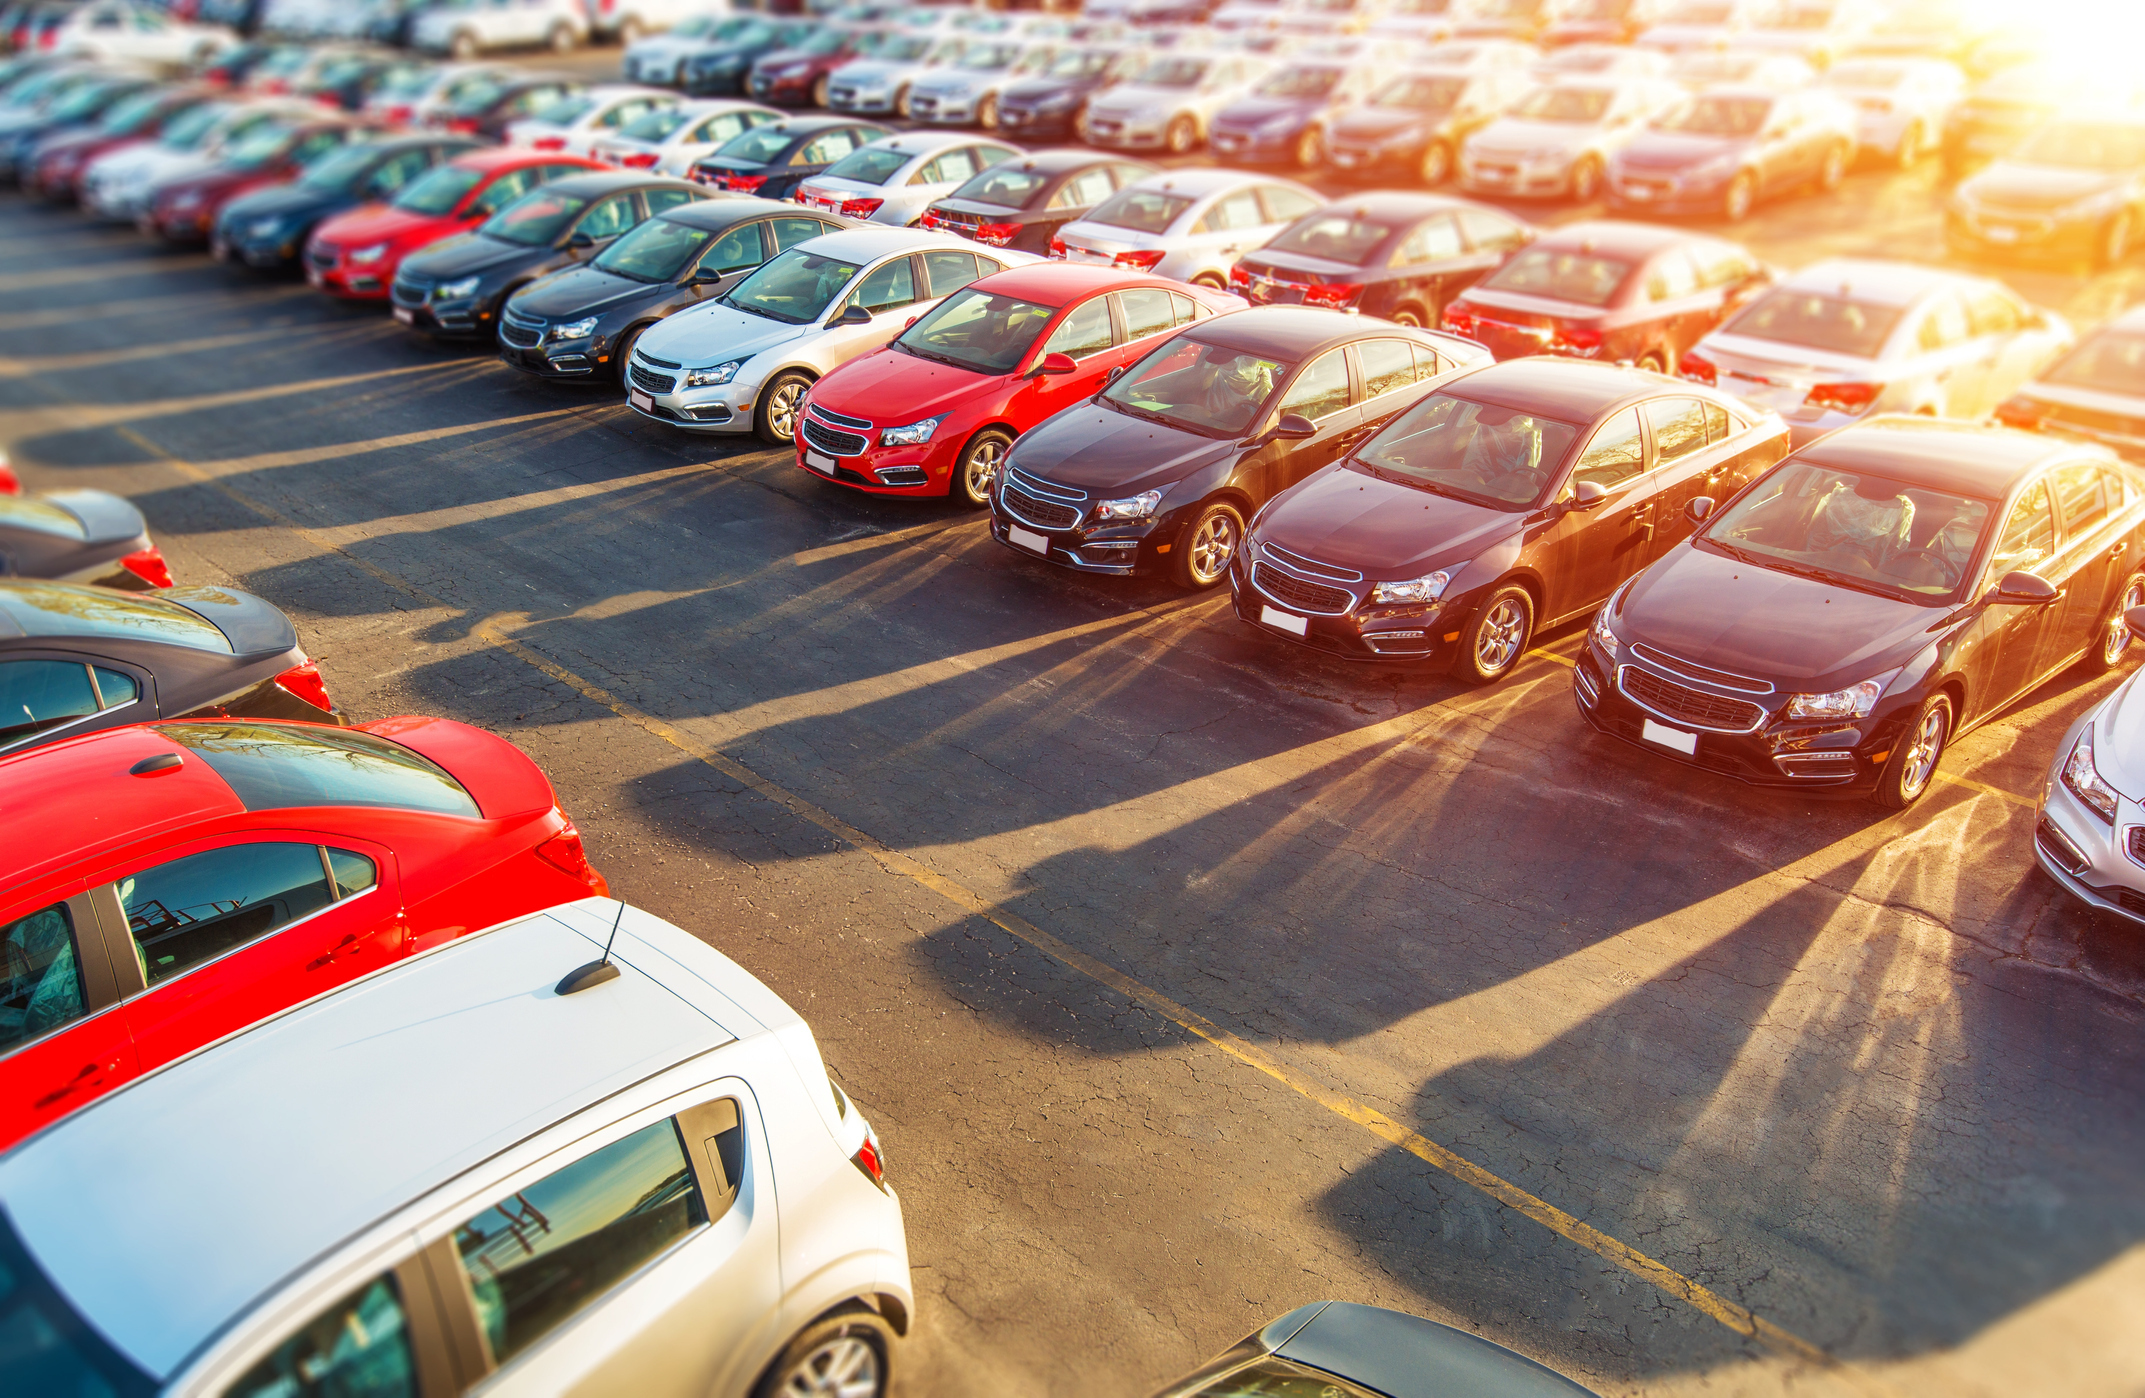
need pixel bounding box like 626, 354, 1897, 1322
1916, 292, 1972, 352
1048, 167, 1115, 211
1357, 339, 1417, 399
770, 215, 826, 251
224, 1275, 413, 1398
327, 848, 378, 898
1257, 184, 1319, 223
1644, 397, 1710, 466
121, 843, 337, 985
1393, 215, 1461, 265
1195, 188, 1265, 234
576, 194, 635, 241
160, 723, 482, 817
1043, 296, 1115, 360
1570, 407, 1646, 489
362, 148, 431, 199
921, 147, 978, 184
0, 583, 230, 652
0, 661, 100, 748
456, 1119, 705, 1367
1646, 249, 1701, 302
1278, 349, 1351, 422
2050, 461, 2113, 537
0, 904, 84, 1052
93, 667, 137, 708
1116, 286, 1194, 340
848, 257, 917, 313
796, 130, 860, 165
922, 249, 979, 297
701, 222, 764, 273
690, 111, 751, 144
644, 188, 699, 216
1989, 479, 2054, 578
1703, 401, 1732, 443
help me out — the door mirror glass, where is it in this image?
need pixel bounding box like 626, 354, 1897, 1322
1034, 351, 1078, 376
833, 303, 873, 326
1993, 569, 2060, 605
687, 268, 723, 285
1685, 494, 1715, 523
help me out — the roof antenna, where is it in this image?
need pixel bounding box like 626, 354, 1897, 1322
557, 903, 625, 995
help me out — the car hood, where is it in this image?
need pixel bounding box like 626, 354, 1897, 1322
315, 201, 447, 248
1616, 128, 1742, 169
638, 301, 811, 366
1001, 76, 1089, 104
913, 69, 993, 97
2092, 667, 2145, 799
626, 36, 701, 63
1620, 541, 1942, 684
134, 148, 216, 187
1214, 95, 1318, 129
1960, 161, 2123, 211
815, 345, 998, 420
1329, 106, 1428, 143
1259, 463, 1519, 577
1008, 405, 1235, 494
512, 264, 663, 319
401, 232, 536, 279
831, 59, 917, 85
221, 181, 346, 223
1088, 84, 1194, 117
1472, 117, 1593, 155
753, 46, 823, 70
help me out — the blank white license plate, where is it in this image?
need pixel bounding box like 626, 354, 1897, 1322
1641, 719, 1697, 755
1260, 605, 1308, 636
1623, 184, 1655, 200
1008, 524, 1049, 554
629, 389, 653, 413
804, 450, 837, 474
392, 306, 413, 325
306, 268, 323, 286
1985, 225, 2019, 242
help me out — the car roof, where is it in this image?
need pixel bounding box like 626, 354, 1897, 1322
661, 192, 811, 229
1530, 218, 1714, 258
539, 169, 698, 199
1188, 305, 1393, 359
798, 224, 982, 262
0, 723, 246, 890
858, 128, 995, 157
450, 144, 585, 172
0, 904, 768, 1379
1775, 256, 1962, 307
971, 260, 1182, 306
1797, 415, 2096, 499
1441, 356, 1697, 423
1123, 164, 1270, 197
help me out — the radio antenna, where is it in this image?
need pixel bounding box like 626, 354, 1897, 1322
556, 902, 626, 995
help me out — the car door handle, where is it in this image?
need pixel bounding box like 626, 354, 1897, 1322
33, 1061, 106, 1109
2112, 541, 2128, 557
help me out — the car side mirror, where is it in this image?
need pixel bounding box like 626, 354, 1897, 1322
1106, 365, 1126, 384
1993, 569, 2060, 606
1031, 350, 1077, 377
1271, 412, 1316, 440
461, 205, 487, 220
833, 303, 873, 326
687, 268, 723, 284
1567, 479, 1609, 511
566, 230, 594, 250
2127, 604, 2145, 643
1685, 494, 1714, 523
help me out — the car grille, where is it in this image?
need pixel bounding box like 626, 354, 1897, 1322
1260, 541, 1361, 582
499, 314, 542, 349
810, 403, 870, 429
628, 362, 675, 394
1628, 643, 1772, 694
1616, 666, 1766, 732
308, 246, 337, 270
390, 278, 426, 308
1252, 562, 1353, 615
1000, 485, 1078, 530
829, 86, 857, 104
909, 94, 938, 116
801, 416, 867, 457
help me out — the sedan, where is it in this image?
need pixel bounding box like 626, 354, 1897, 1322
688, 115, 891, 200
394, 170, 705, 339
1579, 418, 2145, 807
992, 42, 1133, 142
1938, 64, 2070, 182
798, 264, 1244, 505
1947, 116, 2145, 269
0, 717, 608, 1151
505, 83, 676, 158
903, 35, 1058, 130
19, 81, 208, 201
0, 486, 172, 589
1051, 167, 1320, 290
0, 70, 146, 181
989, 306, 1490, 590
1442, 220, 1773, 371
77, 97, 299, 223
1460, 76, 1683, 202
432, 74, 581, 143
921, 147, 1155, 255
501, 197, 855, 384
1208, 57, 1398, 170
1237, 356, 1786, 675
794, 130, 1023, 227
211, 133, 475, 271
625, 226, 1031, 445
621, 11, 779, 88
1994, 302, 2145, 462
588, 97, 781, 176
1080, 50, 1273, 155
1323, 65, 1533, 185
680, 15, 820, 97
823, 29, 961, 119
1679, 257, 2072, 446
2035, 610, 2145, 924
746, 21, 873, 109
1606, 86, 1861, 221
1231, 191, 1536, 328
45, 0, 231, 66
144, 116, 373, 245
1634, 0, 1760, 54
1820, 56, 1965, 169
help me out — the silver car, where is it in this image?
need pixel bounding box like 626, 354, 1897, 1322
1460, 76, 1683, 202
792, 131, 1025, 226
588, 97, 782, 176
625, 226, 1040, 444
1080, 50, 1273, 154
904, 36, 1060, 129
2038, 609, 2145, 926
824, 31, 962, 118
1820, 55, 1965, 168
1051, 167, 1320, 289
1685, 257, 2074, 447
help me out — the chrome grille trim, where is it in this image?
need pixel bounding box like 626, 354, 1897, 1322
1629, 643, 1774, 695
499, 320, 541, 349
809, 403, 872, 430
1615, 665, 1767, 734
1003, 466, 1085, 502
1251, 561, 1354, 616
628, 362, 675, 394
635, 349, 681, 369
801, 417, 868, 457
1260, 541, 1362, 583
1002, 486, 1080, 531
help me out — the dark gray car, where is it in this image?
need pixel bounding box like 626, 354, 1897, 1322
0, 489, 168, 590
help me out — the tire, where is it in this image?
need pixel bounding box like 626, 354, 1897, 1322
548, 21, 577, 51
1568, 153, 1602, 203
1293, 125, 1321, 169
1895, 120, 1924, 169
614, 324, 643, 386
977, 92, 999, 129
2100, 211, 2133, 270
894, 86, 912, 119
1391, 304, 1427, 328
1170, 500, 1244, 590
2086, 571, 2145, 674
752, 1308, 893, 1398
1455, 584, 1533, 685
1419, 139, 1451, 186
755, 370, 812, 446
1873, 691, 1950, 810
1192, 272, 1228, 290
1164, 114, 1197, 155
953, 428, 1010, 508
1722, 171, 1755, 221
1815, 141, 1848, 192
812, 74, 831, 109
1637, 350, 1667, 373
449, 28, 478, 59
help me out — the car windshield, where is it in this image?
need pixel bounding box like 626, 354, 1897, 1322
715, 124, 796, 163
621, 106, 694, 141
96, 89, 164, 134
796, 28, 851, 54
1723, 288, 1903, 359
0, 582, 231, 652
2043, 329, 2145, 395
1255, 66, 1342, 99
161, 103, 227, 149
219, 124, 294, 172
2014, 121, 2145, 172
1479, 247, 1632, 307
1825, 60, 1908, 91
1042, 47, 1114, 77
1265, 212, 1390, 265
864, 32, 933, 60
1355, 392, 1583, 508
298, 144, 382, 193
1653, 93, 1771, 136
951, 163, 1045, 207
481, 188, 591, 247
309, 56, 373, 89
824, 143, 910, 183
1129, 56, 1209, 88
532, 94, 596, 126
1372, 72, 1467, 111
896, 287, 1054, 374
447, 78, 508, 115
0, 1214, 156, 1397
393, 163, 480, 213
1084, 186, 1192, 234
1508, 85, 1612, 122
161, 722, 482, 816
1103, 338, 1290, 438
593, 215, 713, 281
1702, 460, 1993, 599
723, 247, 859, 322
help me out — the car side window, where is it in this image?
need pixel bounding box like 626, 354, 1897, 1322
1410, 344, 1446, 380
1644, 397, 1710, 467
1916, 292, 1972, 352
1277, 348, 1351, 422
1703, 401, 1732, 443
0, 660, 134, 749
0, 903, 86, 1053
1043, 295, 1115, 360
603, 98, 659, 129
698, 222, 764, 275
920, 148, 978, 185
1356, 338, 1417, 401
1457, 207, 1527, 253
223, 1273, 415, 1398
974, 256, 1005, 276
1965, 288, 2022, 337
1690, 241, 1755, 290
643, 187, 699, 216
1645, 250, 1701, 302
1116, 286, 1194, 340
455, 1118, 707, 1368
847, 256, 917, 314
692, 112, 746, 144
1392, 215, 1461, 266
922, 249, 979, 297
577, 194, 636, 241
1048, 167, 1115, 211
769, 216, 824, 251
796, 130, 860, 165
1569, 407, 1647, 490
363, 149, 431, 199
473, 168, 535, 216
1257, 184, 1319, 223
119, 843, 343, 986
289, 131, 345, 167
1988, 479, 2055, 579
2050, 461, 2113, 539
1194, 188, 1265, 234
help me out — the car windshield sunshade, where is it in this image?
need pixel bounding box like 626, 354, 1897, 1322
160, 722, 482, 817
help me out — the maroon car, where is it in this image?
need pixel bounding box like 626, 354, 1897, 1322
24, 86, 213, 202
144, 118, 375, 244
747, 24, 872, 109
1439, 220, 1772, 373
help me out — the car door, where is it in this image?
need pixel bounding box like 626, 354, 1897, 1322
1008, 286, 1118, 422
1532, 405, 1655, 616
1264, 345, 1361, 498
769, 212, 841, 253
1383, 211, 1472, 320
1636, 395, 1725, 565
0, 890, 141, 1149
2039, 458, 2133, 672
208, 1256, 448, 1398
1966, 474, 2060, 717
815, 253, 927, 368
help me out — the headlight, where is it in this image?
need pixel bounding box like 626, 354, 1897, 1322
349, 242, 388, 265
548, 315, 600, 342
2063, 724, 2121, 823
435, 274, 481, 300
1369, 561, 1466, 606
879, 413, 946, 446
682, 359, 742, 388
248, 216, 283, 238
1091, 488, 1163, 523
1591, 604, 1619, 650
1782, 672, 1893, 720
2056, 189, 2124, 221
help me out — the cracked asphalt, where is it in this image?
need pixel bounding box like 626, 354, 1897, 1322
6, 138, 2145, 1398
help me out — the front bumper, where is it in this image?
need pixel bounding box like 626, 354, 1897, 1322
826, 86, 898, 114
1327, 144, 1414, 175
2034, 726, 2145, 924
305, 247, 395, 299
390, 277, 488, 335
1227, 547, 1462, 664
214, 225, 306, 269
793, 414, 955, 496
1945, 206, 2106, 259
986, 474, 1174, 576
499, 337, 607, 380
145, 202, 217, 243
1082, 114, 1168, 149
681, 65, 749, 95
907, 90, 982, 125
750, 71, 817, 105
1461, 156, 1576, 199
1607, 170, 1732, 215
624, 361, 757, 430
996, 105, 1078, 139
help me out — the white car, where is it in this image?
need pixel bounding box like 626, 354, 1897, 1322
1734, 0, 1873, 69
505, 83, 677, 156
1635, 0, 1762, 54
589, 0, 715, 45
0, 899, 913, 1398
793, 131, 1024, 226
591, 98, 784, 175
363, 60, 515, 125
1821, 55, 1964, 168
1684, 258, 2074, 447
1531, 42, 1672, 83
903, 36, 1060, 130
824, 31, 962, 118
1052, 167, 1321, 289
1079, 51, 1273, 154
411, 0, 590, 59
625, 226, 1038, 444
48, 0, 234, 67
79, 98, 308, 221
1667, 46, 1816, 90
1460, 76, 1683, 201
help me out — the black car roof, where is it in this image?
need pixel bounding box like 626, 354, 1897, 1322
539, 170, 700, 200
1797, 416, 2093, 499
1017, 147, 1137, 174
1310, 191, 1491, 223
1441, 357, 1692, 423
1528, 219, 1712, 259
660, 193, 805, 229
1190, 306, 1411, 360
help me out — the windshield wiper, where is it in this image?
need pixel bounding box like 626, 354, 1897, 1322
895, 341, 968, 369
1101, 396, 1184, 430
721, 295, 794, 323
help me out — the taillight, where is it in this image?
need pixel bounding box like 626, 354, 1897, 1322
530, 136, 566, 151
119, 547, 173, 588
970, 220, 1022, 246
1047, 235, 1067, 258
0, 458, 18, 495
386, 104, 412, 124
1994, 397, 2043, 430
535, 814, 610, 896
839, 196, 883, 219
723, 173, 769, 193
274, 659, 335, 714
1301, 281, 1363, 309
446, 117, 480, 134
851, 1123, 888, 1190
919, 207, 945, 230
1441, 305, 1475, 335
1805, 381, 1882, 414
1228, 264, 1252, 289
1113, 248, 1166, 270
1550, 324, 1602, 355
1678, 349, 1717, 385
621, 151, 658, 168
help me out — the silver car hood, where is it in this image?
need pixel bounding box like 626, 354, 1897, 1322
2094, 667, 2145, 801
1088, 83, 1194, 117
638, 303, 813, 368
1471, 118, 1593, 157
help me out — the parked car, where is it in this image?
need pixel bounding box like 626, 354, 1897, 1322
588, 97, 780, 176
212, 133, 474, 270
1579, 418, 2145, 807
505, 83, 675, 158
1734, 0, 1871, 69
306, 147, 603, 300
1995, 302, 2145, 463
1154, 1302, 1600, 1396
1415, 38, 1539, 73
21, 83, 210, 200
1207, 56, 1395, 169
363, 58, 510, 125
0, 70, 148, 180
822, 28, 958, 118
1052, 167, 1320, 290
395, 169, 705, 338
1679, 257, 2072, 446
798, 264, 1243, 505
588, 0, 714, 45
290, 47, 405, 112
1531, 41, 1672, 82
0, 486, 170, 589
921, 148, 1154, 254
794, 130, 1022, 226
1231, 191, 1535, 327
624, 226, 1033, 444
432, 72, 582, 141
1634, 0, 1760, 55
1364, 0, 1467, 47
1938, 64, 2069, 182
1820, 55, 1964, 168
144, 115, 372, 244
410, 0, 589, 60
1606, 86, 1860, 220
1665, 46, 1816, 90
1079, 49, 1272, 154
993, 42, 1132, 142
500, 197, 854, 382
688, 114, 890, 200
621, 11, 773, 87
1324, 65, 1532, 184
1947, 115, 2145, 269
46, 0, 232, 66
2035, 609, 2145, 924
78, 97, 301, 221
1460, 76, 1683, 201
746, 20, 872, 109
902, 35, 1059, 130
989, 306, 1491, 589
680, 15, 819, 97
1541, 0, 1673, 48
0, 896, 911, 1397
1451, 0, 1565, 41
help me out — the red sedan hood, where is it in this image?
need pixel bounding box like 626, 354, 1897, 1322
314, 201, 452, 250
813, 346, 1001, 422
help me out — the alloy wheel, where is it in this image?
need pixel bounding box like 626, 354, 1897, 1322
772, 1336, 881, 1398
1189, 510, 1237, 584
1723, 173, 1754, 221
978, 93, 998, 129
2106, 578, 2145, 665
1420, 140, 1450, 185
2106, 212, 2133, 268
1475, 596, 1528, 674
1295, 126, 1320, 168
1569, 154, 1601, 202
767, 382, 804, 442
963, 437, 1004, 502
1897, 701, 1947, 802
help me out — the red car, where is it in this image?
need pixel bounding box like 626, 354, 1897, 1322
797, 263, 1246, 507
144, 116, 376, 245
24, 86, 213, 202
0, 716, 608, 1152
304, 147, 604, 301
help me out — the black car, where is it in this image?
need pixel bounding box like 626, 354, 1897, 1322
296, 50, 407, 112
0, 488, 172, 590
438, 76, 581, 142
922, 148, 1154, 255
1996, 301, 2145, 463
689, 116, 890, 201
392, 170, 705, 338
992, 43, 1130, 144
1230, 191, 1535, 327
498, 197, 856, 383
988, 307, 1492, 590
0, 72, 149, 180
213, 134, 476, 271
1578, 417, 2145, 807
1322, 66, 1532, 185
1235, 358, 1789, 680
1946, 115, 2145, 269
680, 16, 820, 97
0, 580, 340, 758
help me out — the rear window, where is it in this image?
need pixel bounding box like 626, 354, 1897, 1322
0, 498, 85, 539
1724, 289, 1905, 359
1084, 187, 1192, 235
161, 723, 481, 817
0, 583, 230, 652
1265, 213, 1392, 266
1478, 247, 1632, 307
823, 144, 911, 185
951, 165, 1046, 208
715, 125, 798, 164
